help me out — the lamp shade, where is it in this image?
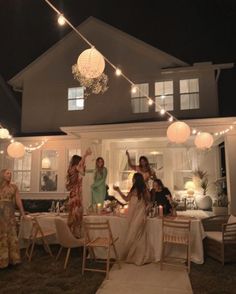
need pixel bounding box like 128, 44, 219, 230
167, 121, 191, 143
77, 48, 105, 79
185, 181, 195, 190
194, 132, 214, 149
0, 128, 9, 139
42, 157, 51, 169
7, 142, 25, 158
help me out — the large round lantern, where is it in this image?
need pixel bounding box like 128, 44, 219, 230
77, 48, 105, 79
7, 142, 25, 158
194, 132, 214, 149
0, 128, 9, 139
167, 121, 191, 144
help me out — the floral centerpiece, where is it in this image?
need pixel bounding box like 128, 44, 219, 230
72, 64, 109, 97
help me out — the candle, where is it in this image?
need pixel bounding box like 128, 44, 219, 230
97, 203, 102, 214
159, 205, 163, 217
124, 204, 128, 214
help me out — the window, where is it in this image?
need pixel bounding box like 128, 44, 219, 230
68, 87, 84, 111
40, 150, 58, 191
155, 81, 174, 111
180, 79, 199, 110
67, 149, 81, 166
131, 83, 149, 113
13, 153, 32, 192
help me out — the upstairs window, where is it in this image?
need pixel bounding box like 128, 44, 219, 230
180, 79, 199, 110
155, 81, 174, 111
13, 153, 32, 192
131, 83, 149, 113
68, 87, 84, 111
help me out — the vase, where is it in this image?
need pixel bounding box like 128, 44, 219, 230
195, 195, 212, 210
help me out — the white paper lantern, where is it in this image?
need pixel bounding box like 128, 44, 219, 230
77, 48, 105, 79
194, 132, 214, 149
167, 121, 191, 143
42, 157, 51, 169
7, 142, 25, 158
0, 128, 9, 139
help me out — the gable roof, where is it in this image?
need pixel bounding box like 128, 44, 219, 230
9, 16, 188, 88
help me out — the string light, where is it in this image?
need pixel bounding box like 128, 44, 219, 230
57, 14, 66, 26
43, 0, 235, 143
192, 129, 197, 135
160, 108, 166, 115
25, 140, 48, 152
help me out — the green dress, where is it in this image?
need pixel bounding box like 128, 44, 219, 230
91, 167, 107, 204
0, 184, 21, 268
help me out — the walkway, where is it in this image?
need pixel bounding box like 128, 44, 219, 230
96, 263, 193, 294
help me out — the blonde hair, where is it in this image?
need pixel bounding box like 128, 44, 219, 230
0, 169, 10, 188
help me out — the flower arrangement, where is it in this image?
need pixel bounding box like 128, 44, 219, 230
193, 169, 208, 195
72, 64, 109, 97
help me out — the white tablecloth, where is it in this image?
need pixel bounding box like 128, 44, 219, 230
83, 215, 206, 264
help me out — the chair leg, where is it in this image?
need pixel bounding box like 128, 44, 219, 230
56, 246, 63, 261
29, 239, 36, 262
41, 237, 53, 257
106, 245, 111, 280
112, 243, 121, 269
82, 245, 87, 275
160, 242, 165, 270
64, 248, 71, 269
221, 244, 225, 266
187, 244, 191, 273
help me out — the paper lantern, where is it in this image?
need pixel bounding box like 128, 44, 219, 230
77, 48, 105, 79
194, 132, 214, 149
42, 157, 51, 169
167, 121, 191, 144
0, 128, 9, 139
7, 142, 25, 158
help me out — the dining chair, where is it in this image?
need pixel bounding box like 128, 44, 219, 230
54, 218, 84, 269
160, 218, 191, 273
23, 215, 55, 261
82, 220, 121, 279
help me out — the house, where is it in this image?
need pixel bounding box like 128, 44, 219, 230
1, 17, 236, 214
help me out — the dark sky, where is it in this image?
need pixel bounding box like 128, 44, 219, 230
1, 0, 236, 115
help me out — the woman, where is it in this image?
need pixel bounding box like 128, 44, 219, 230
113, 173, 152, 265
66, 148, 92, 236
126, 150, 157, 188
0, 169, 25, 269
91, 157, 107, 205
151, 179, 172, 215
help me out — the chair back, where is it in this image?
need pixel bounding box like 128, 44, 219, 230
162, 218, 191, 243
23, 215, 45, 239
83, 220, 114, 244
55, 218, 83, 247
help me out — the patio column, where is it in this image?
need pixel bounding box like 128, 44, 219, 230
225, 133, 236, 215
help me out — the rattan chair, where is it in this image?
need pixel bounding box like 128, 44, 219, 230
55, 218, 84, 269
23, 216, 55, 261
82, 220, 121, 279
160, 218, 191, 273
202, 214, 236, 265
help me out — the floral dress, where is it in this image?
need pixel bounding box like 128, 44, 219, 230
66, 164, 84, 237
0, 184, 21, 268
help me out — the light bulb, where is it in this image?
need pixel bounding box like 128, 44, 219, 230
58, 14, 66, 26
131, 86, 137, 94
148, 99, 153, 105
168, 116, 173, 122
115, 68, 122, 76
160, 108, 165, 115
192, 129, 197, 135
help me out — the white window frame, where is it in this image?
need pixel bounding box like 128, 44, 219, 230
180, 79, 200, 110
13, 153, 32, 192
68, 87, 84, 111
131, 83, 149, 113
155, 80, 174, 111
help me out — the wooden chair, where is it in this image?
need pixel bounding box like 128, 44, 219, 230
202, 215, 236, 265
23, 216, 55, 261
160, 218, 191, 273
54, 218, 84, 269
82, 220, 121, 279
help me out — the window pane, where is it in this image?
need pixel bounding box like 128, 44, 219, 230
189, 79, 199, 92
155, 95, 173, 111
155, 81, 173, 95
180, 94, 199, 110
131, 83, 149, 98
155, 82, 164, 96
140, 98, 149, 112
13, 171, 31, 192
68, 87, 84, 99
180, 80, 189, 93
41, 150, 58, 170
76, 99, 84, 110
180, 79, 199, 93
180, 94, 190, 110
40, 171, 57, 191
131, 98, 148, 113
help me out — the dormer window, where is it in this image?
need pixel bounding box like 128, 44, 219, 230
155, 81, 174, 111
68, 87, 84, 111
180, 79, 199, 110
131, 83, 149, 113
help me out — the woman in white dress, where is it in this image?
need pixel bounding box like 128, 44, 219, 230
113, 173, 152, 265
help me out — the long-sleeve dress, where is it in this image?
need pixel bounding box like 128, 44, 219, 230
91, 167, 107, 204
66, 163, 85, 237
0, 184, 21, 268
122, 189, 152, 265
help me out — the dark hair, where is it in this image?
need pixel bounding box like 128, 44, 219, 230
139, 156, 151, 172
70, 155, 82, 167
130, 173, 147, 201
153, 179, 164, 190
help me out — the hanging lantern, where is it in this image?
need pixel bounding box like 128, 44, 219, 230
42, 157, 51, 169
7, 142, 25, 158
194, 132, 214, 149
0, 128, 9, 139
167, 121, 191, 144
77, 48, 105, 79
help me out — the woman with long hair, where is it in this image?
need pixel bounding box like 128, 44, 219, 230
113, 173, 151, 265
126, 150, 157, 188
91, 157, 107, 204
0, 169, 25, 268
151, 179, 172, 215
66, 148, 92, 236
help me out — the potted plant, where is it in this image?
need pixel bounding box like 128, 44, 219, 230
193, 169, 212, 210
212, 178, 229, 215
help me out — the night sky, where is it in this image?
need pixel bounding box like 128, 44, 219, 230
1, 0, 236, 115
